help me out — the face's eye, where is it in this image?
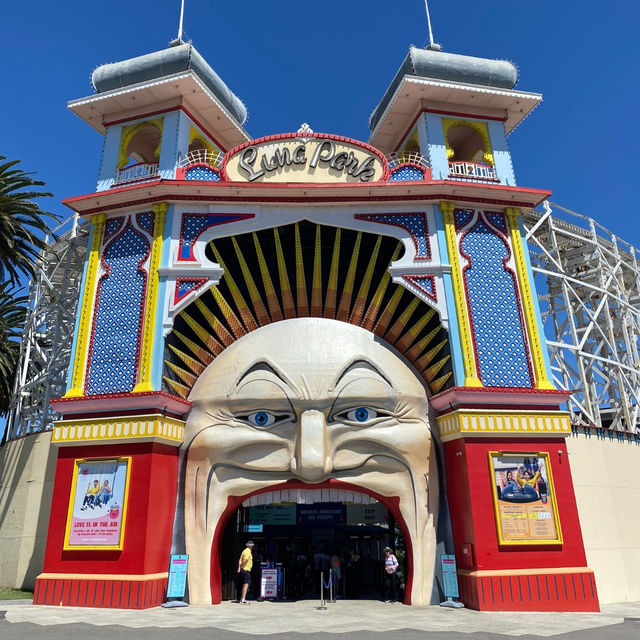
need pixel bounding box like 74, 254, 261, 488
247, 411, 277, 427
335, 407, 388, 424
348, 407, 377, 423
235, 411, 290, 428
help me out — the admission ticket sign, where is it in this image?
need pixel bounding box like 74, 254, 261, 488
488, 452, 562, 546
64, 457, 131, 550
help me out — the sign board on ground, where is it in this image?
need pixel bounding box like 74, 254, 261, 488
441, 554, 459, 598
260, 568, 278, 599
167, 554, 189, 599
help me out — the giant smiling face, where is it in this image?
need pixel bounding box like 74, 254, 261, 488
183, 318, 439, 605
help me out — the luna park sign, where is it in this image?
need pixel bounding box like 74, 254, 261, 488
221, 133, 388, 184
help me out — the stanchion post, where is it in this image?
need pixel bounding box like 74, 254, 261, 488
317, 570, 327, 610
329, 568, 335, 603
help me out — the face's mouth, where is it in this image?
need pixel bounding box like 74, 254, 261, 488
183, 454, 438, 606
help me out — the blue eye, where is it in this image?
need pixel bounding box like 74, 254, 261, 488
346, 407, 378, 423
247, 411, 277, 427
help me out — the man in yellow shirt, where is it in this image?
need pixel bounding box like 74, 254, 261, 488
237, 540, 255, 604
81, 479, 101, 510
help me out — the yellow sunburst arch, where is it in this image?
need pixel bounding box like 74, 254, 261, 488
163, 221, 453, 398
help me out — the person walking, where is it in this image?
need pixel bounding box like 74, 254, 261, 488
383, 546, 400, 603
237, 540, 255, 604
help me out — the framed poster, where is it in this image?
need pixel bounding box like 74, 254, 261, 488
64, 457, 131, 550
488, 452, 562, 546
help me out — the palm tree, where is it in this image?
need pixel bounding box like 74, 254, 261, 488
0, 282, 27, 415
0, 155, 58, 286
0, 155, 58, 425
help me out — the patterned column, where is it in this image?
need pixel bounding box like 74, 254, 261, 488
505, 207, 554, 390
133, 202, 168, 393
440, 201, 482, 387
64, 213, 106, 398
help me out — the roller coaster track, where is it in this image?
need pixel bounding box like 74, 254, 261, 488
523, 202, 640, 432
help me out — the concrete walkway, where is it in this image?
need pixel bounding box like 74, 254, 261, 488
1, 599, 640, 637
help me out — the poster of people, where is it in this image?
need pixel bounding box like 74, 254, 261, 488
489, 452, 562, 545
64, 457, 130, 549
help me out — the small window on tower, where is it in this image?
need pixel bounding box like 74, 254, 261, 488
122, 125, 162, 166
115, 118, 163, 184
445, 125, 487, 164
442, 119, 496, 180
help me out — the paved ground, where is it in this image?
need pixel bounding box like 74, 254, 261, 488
1, 599, 639, 639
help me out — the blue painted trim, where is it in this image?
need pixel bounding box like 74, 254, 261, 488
487, 120, 515, 186
176, 111, 192, 160
434, 206, 465, 387
519, 217, 554, 383
424, 113, 448, 180
96, 126, 122, 192
159, 111, 180, 180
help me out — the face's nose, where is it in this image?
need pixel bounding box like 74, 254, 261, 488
290, 409, 333, 482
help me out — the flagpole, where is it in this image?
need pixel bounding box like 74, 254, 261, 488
423, 0, 442, 50
177, 0, 185, 42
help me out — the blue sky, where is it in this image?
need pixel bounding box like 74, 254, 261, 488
3, 1, 639, 243
1, 2, 639, 436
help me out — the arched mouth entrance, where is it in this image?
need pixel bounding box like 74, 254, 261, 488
212, 481, 411, 604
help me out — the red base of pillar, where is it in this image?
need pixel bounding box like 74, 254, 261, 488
33, 574, 167, 609
458, 570, 600, 612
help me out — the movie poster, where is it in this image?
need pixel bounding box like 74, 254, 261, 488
64, 458, 130, 550
488, 452, 562, 545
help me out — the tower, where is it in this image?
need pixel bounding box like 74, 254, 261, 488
369, 46, 598, 611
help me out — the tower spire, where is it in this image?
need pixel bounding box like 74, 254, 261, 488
177, 0, 185, 41
170, 0, 186, 46
423, 0, 442, 51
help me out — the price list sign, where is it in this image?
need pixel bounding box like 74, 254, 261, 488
167, 555, 189, 599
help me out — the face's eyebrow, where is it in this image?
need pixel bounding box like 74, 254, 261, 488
332, 359, 393, 389
233, 361, 298, 394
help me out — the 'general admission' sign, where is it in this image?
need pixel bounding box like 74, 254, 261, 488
221, 133, 388, 184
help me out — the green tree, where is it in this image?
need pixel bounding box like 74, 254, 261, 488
0, 155, 57, 285
0, 155, 58, 421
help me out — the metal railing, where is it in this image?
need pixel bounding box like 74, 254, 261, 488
114, 162, 160, 184
177, 149, 224, 169
386, 152, 430, 170
448, 161, 497, 180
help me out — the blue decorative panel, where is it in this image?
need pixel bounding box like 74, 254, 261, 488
136, 212, 154, 235
355, 213, 431, 260
185, 166, 220, 181
454, 210, 473, 231
460, 218, 533, 387
86, 225, 149, 395
389, 166, 425, 182
179, 213, 255, 261
485, 212, 507, 233
104, 217, 124, 242
174, 277, 208, 304
402, 275, 437, 301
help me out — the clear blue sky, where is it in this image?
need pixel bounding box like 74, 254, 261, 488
1, 2, 639, 436
3, 1, 639, 242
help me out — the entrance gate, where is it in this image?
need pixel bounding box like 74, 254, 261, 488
219, 499, 405, 601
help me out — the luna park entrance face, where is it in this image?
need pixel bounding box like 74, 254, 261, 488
219, 497, 406, 601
